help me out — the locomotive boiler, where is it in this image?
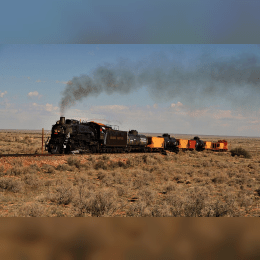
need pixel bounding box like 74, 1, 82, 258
45, 117, 96, 154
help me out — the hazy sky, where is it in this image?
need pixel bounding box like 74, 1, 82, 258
1, 0, 260, 44
1, 44, 260, 137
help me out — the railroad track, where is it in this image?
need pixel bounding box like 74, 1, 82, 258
0, 153, 66, 158
0, 150, 168, 158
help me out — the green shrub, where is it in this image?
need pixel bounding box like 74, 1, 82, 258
230, 147, 251, 159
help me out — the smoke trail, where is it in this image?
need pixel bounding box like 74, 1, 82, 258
60, 52, 260, 115
60, 64, 138, 115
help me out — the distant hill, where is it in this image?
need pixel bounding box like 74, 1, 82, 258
0, 129, 258, 138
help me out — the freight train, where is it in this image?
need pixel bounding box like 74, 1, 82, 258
45, 117, 228, 154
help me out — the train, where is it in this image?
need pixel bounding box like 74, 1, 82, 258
45, 117, 228, 154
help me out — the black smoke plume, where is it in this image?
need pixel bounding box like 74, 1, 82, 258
60, 52, 260, 115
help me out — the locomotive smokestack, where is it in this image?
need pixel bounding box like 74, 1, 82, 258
60, 117, 65, 125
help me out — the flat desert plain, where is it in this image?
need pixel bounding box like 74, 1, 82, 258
0, 130, 260, 217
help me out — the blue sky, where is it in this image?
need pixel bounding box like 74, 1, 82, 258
1, 44, 260, 137
1, 0, 260, 44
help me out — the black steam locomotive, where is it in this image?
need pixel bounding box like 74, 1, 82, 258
45, 117, 97, 154
45, 117, 151, 154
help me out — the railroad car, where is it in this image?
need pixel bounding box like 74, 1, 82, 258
193, 136, 205, 151
161, 134, 179, 153
177, 139, 189, 150
127, 130, 148, 152
147, 137, 164, 152
211, 140, 228, 151
204, 141, 212, 150
188, 140, 196, 150
85, 121, 127, 153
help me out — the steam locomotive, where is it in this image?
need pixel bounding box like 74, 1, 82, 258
45, 117, 227, 154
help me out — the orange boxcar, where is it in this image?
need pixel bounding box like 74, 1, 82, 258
188, 140, 196, 150
212, 140, 228, 151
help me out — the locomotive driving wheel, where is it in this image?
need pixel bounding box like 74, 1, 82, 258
51, 145, 63, 154
91, 146, 98, 153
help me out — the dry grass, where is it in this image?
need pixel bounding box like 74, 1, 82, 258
0, 131, 50, 155
0, 131, 260, 216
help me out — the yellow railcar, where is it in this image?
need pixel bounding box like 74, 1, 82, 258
147, 137, 164, 151
205, 141, 212, 150
177, 139, 189, 149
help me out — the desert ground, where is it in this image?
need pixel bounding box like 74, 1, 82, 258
0, 130, 260, 217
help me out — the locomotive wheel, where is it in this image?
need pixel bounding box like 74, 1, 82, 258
51, 145, 62, 154
91, 146, 97, 153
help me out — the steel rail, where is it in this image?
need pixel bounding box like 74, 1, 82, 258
0, 150, 168, 158
0, 153, 66, 158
